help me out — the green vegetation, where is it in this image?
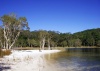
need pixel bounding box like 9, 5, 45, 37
14, 28, 100, 48
0, 13, 29, 49
73, 28, 100, 47
0, 14, 100, 50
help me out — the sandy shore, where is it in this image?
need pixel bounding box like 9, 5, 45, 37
0, 50, 61, 71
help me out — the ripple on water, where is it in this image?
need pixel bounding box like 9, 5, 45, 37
45, 50, 100, 71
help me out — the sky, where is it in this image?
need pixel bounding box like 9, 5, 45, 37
0, 0, 100, 33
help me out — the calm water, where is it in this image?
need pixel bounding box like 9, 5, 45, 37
45, 48, 100, 71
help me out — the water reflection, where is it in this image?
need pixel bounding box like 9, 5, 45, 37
66, 48, 100, 53
45, 48, 100, 71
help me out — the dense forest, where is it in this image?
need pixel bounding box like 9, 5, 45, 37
13, 28, 100, 48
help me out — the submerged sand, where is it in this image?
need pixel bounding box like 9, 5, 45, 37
0, 50, 61, 71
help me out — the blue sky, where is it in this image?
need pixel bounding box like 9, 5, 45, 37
0, 0, 100, 33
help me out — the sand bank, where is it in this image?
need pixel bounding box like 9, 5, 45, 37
0, 50, 61, 71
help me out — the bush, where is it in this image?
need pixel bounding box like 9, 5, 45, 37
0, 49, 11, 58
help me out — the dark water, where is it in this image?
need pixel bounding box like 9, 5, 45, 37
46, 48, 100, 71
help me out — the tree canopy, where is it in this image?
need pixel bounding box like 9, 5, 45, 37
13, 28, 100, 48
0, 14, 29, 49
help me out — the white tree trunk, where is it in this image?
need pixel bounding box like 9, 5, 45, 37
40, 41, 42, 50
4, 26, 9, 49
3, 41, 5, 49
42, 38, 45, 50
0, 40, 3, 48
9, 32, 20, 49
3, 25, 21, 49
48, 38, 50, 50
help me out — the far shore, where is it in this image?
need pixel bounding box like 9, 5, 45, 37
9, 46, 100, 50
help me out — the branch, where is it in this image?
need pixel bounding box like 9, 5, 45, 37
9, 31, 20, 49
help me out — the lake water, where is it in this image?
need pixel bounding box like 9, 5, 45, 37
45, 48, 100, 71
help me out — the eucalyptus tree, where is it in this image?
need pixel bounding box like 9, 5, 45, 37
0, 27, 3, 48
60, 41, 67, 47
27, 39, 37, 47
74, 38, 82, 47
49, 31, 60, 47
47, 32, 52, 50
38, 30, 48, 50
0, 14, 29, 49
97, 40, 100, 47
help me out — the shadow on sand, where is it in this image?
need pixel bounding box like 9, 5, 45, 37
0, 63, 11, 71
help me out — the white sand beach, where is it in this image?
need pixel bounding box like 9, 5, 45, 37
0, 50, 61, 71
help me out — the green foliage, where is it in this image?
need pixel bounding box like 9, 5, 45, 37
74, 28, 100, 47
0, 13, 29, 49
12, 28, 100, 48
60, 41, 67, 47
97, 40, 100, 47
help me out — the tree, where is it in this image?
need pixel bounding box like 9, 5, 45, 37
38, 30, 48, 50
60, 41, 67, 47
47, 32, 53, 50
50, 40, 55, 47
0, 27, 3, 48
27, 39, 38, 47
74, 28, 100, 46
49, 31, 60, 47
68, 39, 74, 47
97, 40, 100, 47
74, 38, 82, 47
0, 14, 29, 49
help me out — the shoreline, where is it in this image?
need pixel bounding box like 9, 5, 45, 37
0, 50, 61, 71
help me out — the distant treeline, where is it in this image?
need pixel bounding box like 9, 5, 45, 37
14, 28, 100, 48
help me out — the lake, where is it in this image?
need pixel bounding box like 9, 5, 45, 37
45, 48, 100, 71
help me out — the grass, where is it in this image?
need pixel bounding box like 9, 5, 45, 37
13, 47, 66, 50
0, 49, 11, 58
13, 47, 39, 50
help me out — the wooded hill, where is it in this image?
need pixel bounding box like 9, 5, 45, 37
14, 28, 100, 48
1, 14, 99, 50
